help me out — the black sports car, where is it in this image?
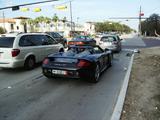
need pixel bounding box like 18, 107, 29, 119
68, 36, 96, 46
42, 45, 112, 83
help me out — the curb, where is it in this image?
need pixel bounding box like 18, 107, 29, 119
110, 54, 135, 120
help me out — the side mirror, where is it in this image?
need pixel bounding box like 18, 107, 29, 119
120, 39, 123, 41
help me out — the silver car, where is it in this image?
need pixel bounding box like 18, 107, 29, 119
99, 35, 122, 52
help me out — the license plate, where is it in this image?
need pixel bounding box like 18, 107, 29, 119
52, 69, 67, 75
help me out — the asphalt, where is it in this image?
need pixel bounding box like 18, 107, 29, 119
1, 34, 158, 120
0, 53, 132, 120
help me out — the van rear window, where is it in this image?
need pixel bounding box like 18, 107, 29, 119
0, 37, 15, 48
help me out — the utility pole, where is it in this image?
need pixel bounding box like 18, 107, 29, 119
70, 1, 73, 31
139, 6, 142, 35
2, 11, 5, 31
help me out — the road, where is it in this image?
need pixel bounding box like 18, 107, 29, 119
0, 34, 159, 120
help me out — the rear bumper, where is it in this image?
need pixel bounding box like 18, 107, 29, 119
100, 45, 119, 52
42, 67, 94, 79
0, 59, 24, 68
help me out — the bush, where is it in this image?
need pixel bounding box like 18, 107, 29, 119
0, 27, 6, 34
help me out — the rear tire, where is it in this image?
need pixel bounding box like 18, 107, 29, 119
24, 56, 35, 70
88, 65, 100, 83
108, 54, 113, 67
59, 48, 64, 52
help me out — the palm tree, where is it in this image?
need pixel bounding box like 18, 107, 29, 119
52, 14, 59, 31
44, 17, 51, 31
27, 19, 36, 32
34, 16, 45, 32
20, 19, 27, 33
62, 17, 67, 31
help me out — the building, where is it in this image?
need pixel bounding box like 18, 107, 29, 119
84, 22, 96, 35
0, 17, 30, 33
0, 16, 96, 37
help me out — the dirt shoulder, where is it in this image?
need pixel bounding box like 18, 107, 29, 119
121, 47, 160, 120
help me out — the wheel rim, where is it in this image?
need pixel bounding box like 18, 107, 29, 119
95, 65, 100, 81
28, 58, 34, 68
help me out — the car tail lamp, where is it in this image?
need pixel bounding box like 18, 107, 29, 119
11, 49, 20, 57
68, 41, 74, 45
76, 42, 84, 45
43, 58, 49, 65
77, 60, 91, 67
68, 41, 85, 45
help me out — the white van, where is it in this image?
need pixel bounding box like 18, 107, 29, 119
0, 33, 64, 69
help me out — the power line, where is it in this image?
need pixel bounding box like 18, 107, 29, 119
0, 0, 58, 10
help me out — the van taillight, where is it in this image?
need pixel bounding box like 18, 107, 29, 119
77, 60, 91, 67
68, 41, 74, 45
11, 49, 20, 57
43, 58, 49, 65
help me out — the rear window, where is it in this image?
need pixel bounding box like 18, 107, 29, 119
0, 37, 15, 48
72, 36, 90, 41
101, 36, 117, 42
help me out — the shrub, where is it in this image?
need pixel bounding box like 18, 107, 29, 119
0, 27, 6, 34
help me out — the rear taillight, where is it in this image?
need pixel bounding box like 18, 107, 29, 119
43, 58, 49, 65
68, 41, 85, 45
68, 41, 74, 45
77, 60, 91, 67
11, 49, 20, 57
76, 42, 84, 45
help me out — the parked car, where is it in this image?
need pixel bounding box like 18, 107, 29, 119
68, 35, 96, 46
99, 35, 122, 52
42, 45, 112, 83
45, 32, 67, 48
0, 33, 64, 69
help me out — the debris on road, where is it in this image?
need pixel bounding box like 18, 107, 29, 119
7, 86, 12, 89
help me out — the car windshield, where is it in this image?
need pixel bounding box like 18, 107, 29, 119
101, 36, 117, 42
0, 37, 15, 48
64, 47, 92, 55
72, 36, 91, 41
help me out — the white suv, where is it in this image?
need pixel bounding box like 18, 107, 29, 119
0, 33, 64, 69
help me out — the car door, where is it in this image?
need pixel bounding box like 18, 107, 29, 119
18, 35, 45, 62
93, 46, 106, 71
42, 35, 61, 56
116, 36, 121, 49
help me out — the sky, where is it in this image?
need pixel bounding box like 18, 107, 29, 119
0, 0, 160, 30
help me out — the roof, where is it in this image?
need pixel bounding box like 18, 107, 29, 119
0, 18, 16, 23
13, 16, 30, 19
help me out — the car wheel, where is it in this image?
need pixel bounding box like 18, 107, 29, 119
24, 57, 35, 70
59, 48, 64, 52
89, 65, 100, 83
108, 54, 112, 67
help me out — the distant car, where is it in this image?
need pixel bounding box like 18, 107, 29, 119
99, 35, 122, 52
45, 32, 67, 48
0, 33, 64, 69
42, 45, 112, 83
68, 36, 96, 46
